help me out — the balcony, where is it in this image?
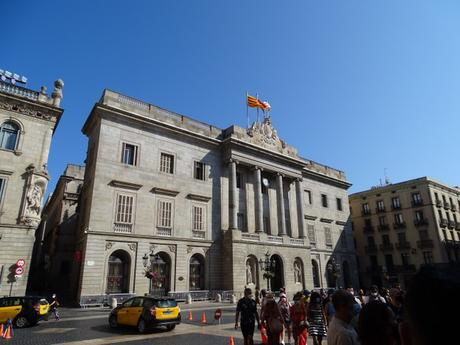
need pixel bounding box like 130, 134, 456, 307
362, 210, 371, 216
395, 241, 411, 250
363, 225, 375, 234
439, 219, 448, 228
394, 264, 416, 273
378, 224, 390, 232
448, 220, 456, 229
365, 244, 378, 254
414, 218, 429, 227
156, 227, 172, 236
192, 230, 206, 239
391, 204, 402, 210
113, 222, 133, 233
411, 199, 424, 207
436, 200, 443, 207
393, 222, 407, 230
444, 202, 451, 210
417, 240, 434, 249
379, 243, 394, 252
376, 207, 386, 213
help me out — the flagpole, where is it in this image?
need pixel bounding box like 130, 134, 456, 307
256, 93, 259, 123
246, 91, 249, 129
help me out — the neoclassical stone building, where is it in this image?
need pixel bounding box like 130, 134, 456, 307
76, 89, 357, 300
0, 74, 63, 296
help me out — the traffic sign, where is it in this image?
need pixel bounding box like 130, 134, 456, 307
15, 267, 24, 276
16, 259, 25, 267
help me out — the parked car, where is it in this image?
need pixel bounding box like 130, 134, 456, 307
0, 296, 49, 328
109, 296, 181, 333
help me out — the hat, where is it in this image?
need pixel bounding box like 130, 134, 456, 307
303, 289, 311, 296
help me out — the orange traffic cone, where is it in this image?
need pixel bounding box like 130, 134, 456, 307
0, 323, 3, 336
3, 325, 12, 339
187, 310, 193, 321
229, 336, 235, 345
200, 311, 207, 324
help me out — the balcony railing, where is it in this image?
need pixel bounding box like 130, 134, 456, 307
448, 220, 456, 229
414, 219, 429, 227
363, 225, 375, 233
391, 204, 402, 210
365, 244, 378, 254
440, 219, 448, 228
378, 224, 390, 232
395, 241, 411, 250
411, 199, 424, 207
435, 200, 442, 207
192, 230, 206, 239
362, 210, 371, 216
417, 240, 434, 249
0, 80, 40, 101
156, 227, 172, 236
444, 202, 451, 210
376, 207, 386, 213
379, 243, 394, 252
113, 223, 133, 233
393, 222, 407, 229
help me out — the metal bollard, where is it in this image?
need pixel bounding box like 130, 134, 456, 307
216, 293, 222, 303
186, 294, 192, 304
111, 297, 117, 309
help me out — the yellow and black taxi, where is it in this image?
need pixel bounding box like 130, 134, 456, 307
0, 296, 50, 328
109, 296, 181, 333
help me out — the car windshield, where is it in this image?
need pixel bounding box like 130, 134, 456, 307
156, 299, 177, 308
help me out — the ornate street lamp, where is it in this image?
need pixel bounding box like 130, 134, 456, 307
259, 251, 276, 291
327, 257, 341, 288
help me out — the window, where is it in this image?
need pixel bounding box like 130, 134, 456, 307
370, 255, 378, 268
394, 213, 404, 224
121, 142, 138, 166
434, 192, 439, 202
401, 253, 410, 266
412, 192, 422, 205
415, 210, 424, 222
423, 251, 434, 264
397, 232, 407, 243
379, 216, 387, 226
377, 200, 385, 212
384, 254, 394, 270
194, 161, 206, 181
0, 121, 20, 150
382, 234, 390, 245
308, 225, 316, 244
192, 205, 204, 231
391, 197, 401, 209
0, 178, 6, 204
237, 213, 245, 231
324, 227, 332, 247
115, 194, 134, 224
236, 172, 243, 189
336, 198, 343, 211
362, 203, 370, 214
263, 216, 270, 233
160, 153, 174, 174
442, 195, 447, 203
305, 190, 312, 205
321, 194, 328, 208
419, 230, 429, 240
157, 200, 173, 228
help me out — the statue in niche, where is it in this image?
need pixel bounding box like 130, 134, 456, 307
294, 261, 302, 283
246, 261, 254, 284
26, 183, 43, 216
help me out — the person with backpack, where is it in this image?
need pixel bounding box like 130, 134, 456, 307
49, 293, 60, 320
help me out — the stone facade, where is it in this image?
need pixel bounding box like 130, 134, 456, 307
0, 77, 63, 296
75, 90, 357, 302
350, 177, 460, 289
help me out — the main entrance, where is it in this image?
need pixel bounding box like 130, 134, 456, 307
270, 254, 284, 292
106, 250, 130, 293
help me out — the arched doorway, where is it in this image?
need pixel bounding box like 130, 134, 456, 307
294, 258, 305, 289
326, 259, 338, 288
270, 254, 284, 292
189, 254, 205, 290
106, 250, 130, 293
311, 260, 320, 288
246, 255, 259, 287
342, 261, 351, 288
149, 252, 171, 297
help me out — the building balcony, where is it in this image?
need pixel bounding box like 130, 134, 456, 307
395, 241, 411, 250
414, 218, 429, 227
448, 220, 456, 229
411, 199, 424, 207
376, 207, 386, 213
444, 202, 451, 210
435, 200, 443, 207
379, 243, 394, 252
417, 240, 434, 249
393, 222, 407, 230
440, 219, 448, 228
362, 210, 371, 216
365, 244, 378, 254
378, 224, 390, 232
394, 264, 416, 273
391, 204, 402, 210
113, 222, 133, 233
363, 225, 375, 233
192, 230, 206, 239
156, 227, 172, 236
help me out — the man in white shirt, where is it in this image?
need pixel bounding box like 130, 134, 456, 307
327, 290, 360, 345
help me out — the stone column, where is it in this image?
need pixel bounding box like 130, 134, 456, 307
296, 178, 306, 238
254, 167, 264, 233
229, 160, 238, 230
276, 173, 287, 236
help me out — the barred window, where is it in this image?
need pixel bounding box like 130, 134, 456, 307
192, 205, 205, 231
115, 194, 134, 224
121, 142, 138, 166
324, 227, 332, 247
194, 161, 206, 181
157, 200, 173, 228
308, 225, 316, 244
160, 153, 174, 174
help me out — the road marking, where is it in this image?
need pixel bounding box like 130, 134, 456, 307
35, 327, 76, 334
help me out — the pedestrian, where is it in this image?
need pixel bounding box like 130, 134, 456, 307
357, 289, 365, 305
307, 291, 327, 345
290, 292, 309, 345
49, 293, 60, 320
261, 293, 285, 345
399, 266, 460, 345
323, 289, 336, 325
278, 291, 291, 345
255, 287, 261, 306
327, 290, 360, 345
387, 288, 404, 324
235, 288, 261, 345
346, 287, 362, 331
358, 301, 398, 345
363, 285, 386, 304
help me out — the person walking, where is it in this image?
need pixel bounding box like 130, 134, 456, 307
323, 289, 336, 325
290, 292, 309, 345
235, 288, 261, 345
307, 291, 327, 345
278, 291, 291, 345
327, 290, 360, 345
358, 301, 397, 345
363, 286, 386, 304
49, 293, 60, 320
261, 293, 285, 345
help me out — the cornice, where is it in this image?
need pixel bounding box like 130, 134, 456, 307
109, 180, 143, 191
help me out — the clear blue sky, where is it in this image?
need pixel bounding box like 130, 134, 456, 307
3, 1, 460, 193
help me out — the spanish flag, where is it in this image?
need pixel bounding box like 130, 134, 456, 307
247, 94, 261, 108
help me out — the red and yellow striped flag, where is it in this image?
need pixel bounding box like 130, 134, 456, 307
247, 94, 261, 108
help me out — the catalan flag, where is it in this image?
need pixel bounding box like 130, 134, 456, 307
247, 94, 261, 108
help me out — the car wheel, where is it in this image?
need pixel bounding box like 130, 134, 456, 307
166, 324, 176, 331
14, 316, 29, 328
109, 315, 118, 328
137, 318, 147, 333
